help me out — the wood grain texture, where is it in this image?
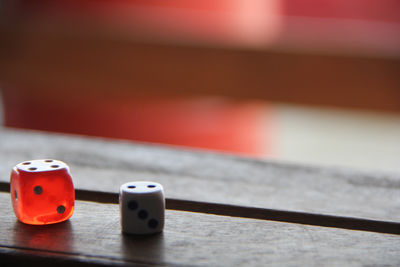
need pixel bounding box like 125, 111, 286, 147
1, 182, 399, 235
0, 192, 399, 266
0, 128, 399, 224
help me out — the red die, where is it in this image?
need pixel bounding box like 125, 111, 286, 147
10, 159, 75, 225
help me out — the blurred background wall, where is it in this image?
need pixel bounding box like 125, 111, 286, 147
0, 0, 399, 172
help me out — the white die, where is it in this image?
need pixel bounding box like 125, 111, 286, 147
119, 181, 165, 234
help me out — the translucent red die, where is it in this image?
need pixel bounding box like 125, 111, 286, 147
10, 159, 75, 225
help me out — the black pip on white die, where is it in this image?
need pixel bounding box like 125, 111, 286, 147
119, 181, 165, 234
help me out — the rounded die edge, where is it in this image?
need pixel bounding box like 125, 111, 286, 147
15, 159, 70, 173
120, 181, 164, 195
121, 228, 164, 236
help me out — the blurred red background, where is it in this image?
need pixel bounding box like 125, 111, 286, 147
2, 0, 399, 156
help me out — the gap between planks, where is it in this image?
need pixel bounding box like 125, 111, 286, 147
0, 182, 399, 235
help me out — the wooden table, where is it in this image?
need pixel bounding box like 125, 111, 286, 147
0, 128, 399, 266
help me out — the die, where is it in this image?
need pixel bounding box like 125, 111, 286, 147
10, 159, 75, 225
119, 181, 165, 235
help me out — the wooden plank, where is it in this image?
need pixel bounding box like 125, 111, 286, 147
0, 128, 399, 224
1, 182, 399, 235
0, 192, 399, 266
